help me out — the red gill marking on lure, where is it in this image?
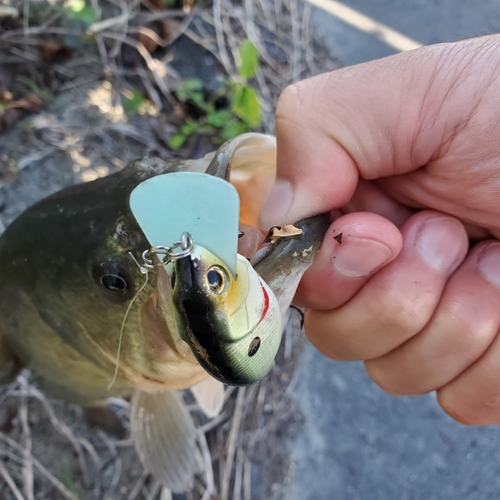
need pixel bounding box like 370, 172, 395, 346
259, 281, 270, 323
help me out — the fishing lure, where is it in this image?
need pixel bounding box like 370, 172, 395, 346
170, 235, 282, 386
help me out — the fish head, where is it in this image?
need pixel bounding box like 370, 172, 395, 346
0, 157, 211, 395
171, 245, 282, 386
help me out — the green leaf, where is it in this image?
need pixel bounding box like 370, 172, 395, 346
64, 0, 96, 23
167, 133, 188, 150
122, 90, 144, 114
180, 120, 198, 136
182, 78, 204, 91
206, 109, 232, 128
176, 78, 204, 100
231, 84, 260, 127
197, 124, 217, 134
238, 40, 259, 79
189, 91, 207, 110
221, 119, 249, 140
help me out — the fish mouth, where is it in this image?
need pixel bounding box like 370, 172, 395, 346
250, 214, 330, 311
124, 262, 208, 392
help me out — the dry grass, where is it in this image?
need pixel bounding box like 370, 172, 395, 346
0, 313, 307, 500
0, 0, 338, 498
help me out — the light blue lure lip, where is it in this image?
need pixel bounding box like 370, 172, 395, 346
129, 172, 240, 277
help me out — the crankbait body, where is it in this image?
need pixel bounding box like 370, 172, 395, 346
171, 244, 282, 386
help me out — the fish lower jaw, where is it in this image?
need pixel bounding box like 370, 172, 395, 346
128, 366, 209, 393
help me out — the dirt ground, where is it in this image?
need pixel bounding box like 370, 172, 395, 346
0, 1, 338, 498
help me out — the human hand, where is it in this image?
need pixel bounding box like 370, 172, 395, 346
260, 35, 500, 425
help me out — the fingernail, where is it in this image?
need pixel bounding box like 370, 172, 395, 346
333, 238, 392, 277
415, 217, 466, 274
259, 179, 293, 229
477, 242, 500, 290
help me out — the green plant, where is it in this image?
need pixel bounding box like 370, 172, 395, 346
17, 76, 52, 102
63, 0, 97, 24
122, 90, 145, 114
167, 40, 261, 150
60, 462, 79, 498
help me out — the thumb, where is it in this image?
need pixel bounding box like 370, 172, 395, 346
259, 36, 497, 228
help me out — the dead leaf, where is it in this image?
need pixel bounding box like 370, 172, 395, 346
265, 224, 304, 244
37, 41, 73, 64
0, 94, 44, 133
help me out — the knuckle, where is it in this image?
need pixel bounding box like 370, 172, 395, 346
365, 359, 415, 396
366, 286, 434, 337
437, 388, 484, 426
276, 82, 309, 121
304, 311, 359, 361
441, 297, 497, 346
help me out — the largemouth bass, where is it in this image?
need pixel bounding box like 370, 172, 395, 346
0, 133, 328, 492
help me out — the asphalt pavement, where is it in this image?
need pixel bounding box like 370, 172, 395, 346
289, 2, 500, 499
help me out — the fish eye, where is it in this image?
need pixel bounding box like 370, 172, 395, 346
93, 262, 131, 298
206, 266, 226, 293
101, 274, 128, 293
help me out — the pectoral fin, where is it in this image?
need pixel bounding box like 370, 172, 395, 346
131, 389, 197, 493
190, 377, 225, 418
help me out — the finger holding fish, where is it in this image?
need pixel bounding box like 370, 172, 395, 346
294, 212, 403, 310
303, 211, 469, 362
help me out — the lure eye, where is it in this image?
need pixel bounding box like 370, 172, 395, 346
101, 274, 128, 293
206, 266, 226, 293
248, 337, 261, 357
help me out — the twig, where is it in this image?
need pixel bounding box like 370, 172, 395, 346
232, 446, 245, 500
0, 433, 80, 500
0, 460, 25, 500
137, 9, 192, 22
0, 27, 74, 40
127, 470, 148, 500
198, 411, 229, 434
99, 32, 171, 104
221, 387, 246, 500
88, 11, 134, 34
212, 0, 234, 75
18, 380, 33, 500
243, 456, 252, 500
197, 430, 216, 500
12, 381, 96, 487
100, 432, 122, 497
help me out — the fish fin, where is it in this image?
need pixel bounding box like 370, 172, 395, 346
190, 377, 225, 418
204, 134, 277, 226
131, 389, 197, 493
0, 333, 21, 386
160, 488, 173, 500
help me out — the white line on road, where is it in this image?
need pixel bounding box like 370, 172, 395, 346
304, 0, 423, 52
